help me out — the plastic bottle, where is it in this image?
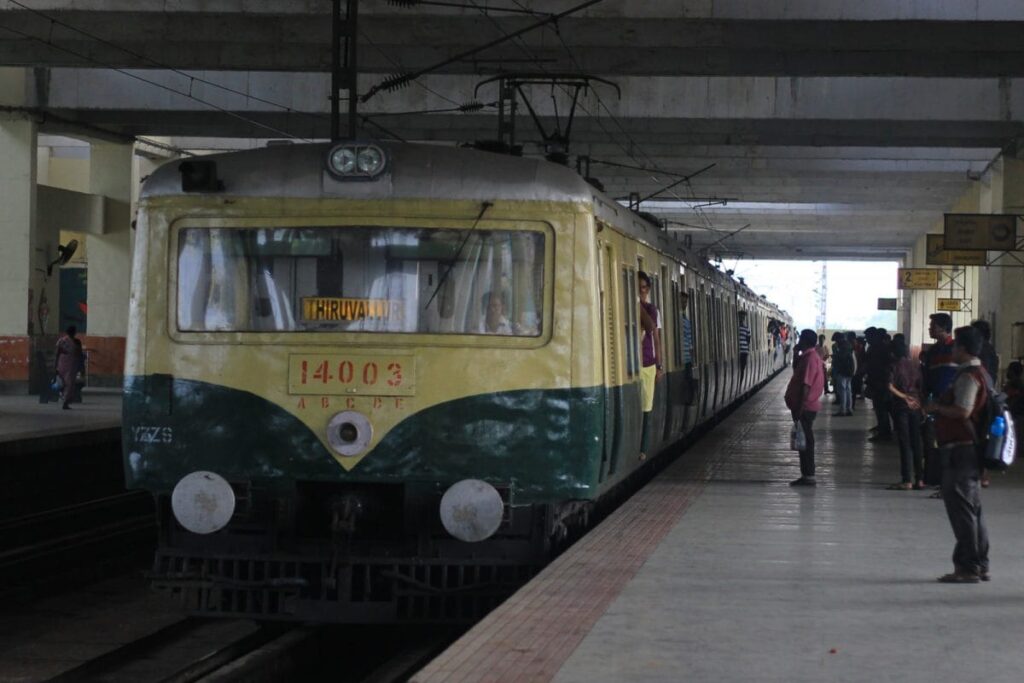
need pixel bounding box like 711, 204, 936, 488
986, 415, 1006, 465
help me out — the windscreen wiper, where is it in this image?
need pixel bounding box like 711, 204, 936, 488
424, 201, 493, 310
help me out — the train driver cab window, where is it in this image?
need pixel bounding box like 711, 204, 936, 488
176, 226, 545, 336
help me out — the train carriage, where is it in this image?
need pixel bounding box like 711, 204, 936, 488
124, 142, 791, 622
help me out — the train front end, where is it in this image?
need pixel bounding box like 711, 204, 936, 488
123, 143, 603, 622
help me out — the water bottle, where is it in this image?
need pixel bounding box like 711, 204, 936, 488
986, 415, 1006, 465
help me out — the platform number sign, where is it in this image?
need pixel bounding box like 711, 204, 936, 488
897, 268, 940, 290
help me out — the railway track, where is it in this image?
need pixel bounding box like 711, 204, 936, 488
45, 617, 294, 683
0, 490, 155, 599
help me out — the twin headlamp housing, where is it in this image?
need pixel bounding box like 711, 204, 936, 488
326, 142, 388, 180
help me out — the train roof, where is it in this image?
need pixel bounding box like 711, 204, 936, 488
141, 142, 595, 204
141, 142, 790, 323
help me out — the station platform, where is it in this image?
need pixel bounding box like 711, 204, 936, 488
412, 373, 1024, 683
0, 389, 121, 454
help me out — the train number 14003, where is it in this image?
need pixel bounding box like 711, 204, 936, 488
288, 354, 415, 397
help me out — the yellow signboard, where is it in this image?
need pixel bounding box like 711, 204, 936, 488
925, 234, 987, 266
943, 214, 1018, 251
302, 297, 399, 322
898, 268, 940, 290
937, 298, 962, 312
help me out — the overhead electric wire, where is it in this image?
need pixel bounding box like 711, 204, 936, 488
536, 14, 735, 245
0, 23, 311, 141
361, 0, 604, 102
6, 0, 327, 131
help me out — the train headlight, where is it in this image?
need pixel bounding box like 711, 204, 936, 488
326, 143, 387, 179
329, 147, 357, 174
356, 146, 384, 175
171, 471, 236, 535
439, 479, 504, 543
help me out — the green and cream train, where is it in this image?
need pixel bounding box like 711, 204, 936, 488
124, 141, 791, 623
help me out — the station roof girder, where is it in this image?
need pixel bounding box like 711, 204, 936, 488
5, 0, 1024, 260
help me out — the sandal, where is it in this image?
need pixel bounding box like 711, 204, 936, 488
886, 482, 913, 490
929, 491, 944, 499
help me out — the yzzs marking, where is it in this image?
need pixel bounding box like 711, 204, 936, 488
132, 425, 174, 444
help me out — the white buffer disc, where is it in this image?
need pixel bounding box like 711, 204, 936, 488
439, 479, 504, 543
171, 470, 236, 534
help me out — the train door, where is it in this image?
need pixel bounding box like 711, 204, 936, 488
617, 263, 642, 472
699, 284, 712, 420
597, 240, 621, 481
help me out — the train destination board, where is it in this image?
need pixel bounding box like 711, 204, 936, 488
943, 214, 1018, 251
925, 234, 987, 266
937, 298, 962, 312
897, 268, 940, 290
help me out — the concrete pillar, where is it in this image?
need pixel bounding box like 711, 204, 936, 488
0, 114, 39, 391
977, 156, 1024, 371
86, 142, 134, 387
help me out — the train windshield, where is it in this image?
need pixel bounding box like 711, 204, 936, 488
176, 226, 545, 336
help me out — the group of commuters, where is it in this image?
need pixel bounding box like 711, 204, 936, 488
785, 313, 1022, 584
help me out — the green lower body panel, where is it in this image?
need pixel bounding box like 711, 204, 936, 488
123, 375, 605, 503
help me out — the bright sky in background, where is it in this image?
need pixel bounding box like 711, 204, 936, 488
732, 260, 899, 332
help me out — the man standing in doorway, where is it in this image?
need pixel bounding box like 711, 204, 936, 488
925, 326, 990, 583
785, 329, 825, 487
738, 311, 751, 383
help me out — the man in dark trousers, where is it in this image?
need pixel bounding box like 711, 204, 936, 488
865, 328, 893, 442
785, 329, 825, 487
921, 313, 958, 487
924, 326, 990, 583
970, 319, 998, 381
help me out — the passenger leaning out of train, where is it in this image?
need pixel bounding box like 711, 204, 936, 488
737, 311, 751, 381
637, 272, 663, 460
785, 329, 825, 487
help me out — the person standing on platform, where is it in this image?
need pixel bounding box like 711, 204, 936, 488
924, 326, 990, 583
886, 338, 925, 490
865, 328, 893, 442
970, 319, 998, 382
969, 319, 998, 488
921, 313, 958, 489
785, 329, 825, 487
851, 331, 866, 409
738, 311, 751, 383
54, 325, 82, 410
818, 334, 832, 395
832, 336, 855, 416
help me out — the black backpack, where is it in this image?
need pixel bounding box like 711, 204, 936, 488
970, 368, 1017, 471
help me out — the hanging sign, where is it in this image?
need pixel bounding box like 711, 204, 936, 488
936, 298, 962, 312
943, 214, 1018, 251
897, 268, 940, 290
877, 298, 898, 310
925, 234, 987, 266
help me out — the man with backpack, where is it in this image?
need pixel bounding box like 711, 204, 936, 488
924, 326, 990, 584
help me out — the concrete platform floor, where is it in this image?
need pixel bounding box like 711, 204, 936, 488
415, 373, 1024, 683
0, 390, 121, 444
